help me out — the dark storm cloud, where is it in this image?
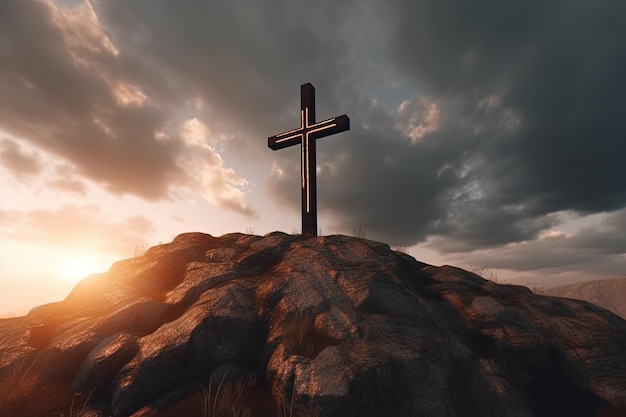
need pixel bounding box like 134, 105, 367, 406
437, 208, 626, 277
571, 209, 626, 254
373, 0, 626, 245
92, 0, 356, 149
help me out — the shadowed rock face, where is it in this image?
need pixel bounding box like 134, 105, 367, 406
547, 278, 626, 320
1, 232, 625, 417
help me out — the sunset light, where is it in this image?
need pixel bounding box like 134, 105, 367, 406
55, 256, 103, 284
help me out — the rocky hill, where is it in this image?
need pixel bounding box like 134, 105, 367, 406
1, 232, 625, 417
547, 277, 626, 320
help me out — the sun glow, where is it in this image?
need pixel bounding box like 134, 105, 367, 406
55, 256, 103, 284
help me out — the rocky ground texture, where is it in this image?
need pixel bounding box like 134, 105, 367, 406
1, 232, 625, 417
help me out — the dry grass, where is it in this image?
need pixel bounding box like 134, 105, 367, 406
52, 391, 94, 417
197, 366, 324, 417
526, 283, 548, 295
352, 224, 367, 239
468, 265, 500, 283
274, 383, 296, 417
469, 265, 550, 295
0, 354, 40, 413
133, 243, 148, 257
282, 311, 318, 359
200, 372, 256, 417
282, 310, 341, 360
274, 384, 319, 417
392, 243, 410, 254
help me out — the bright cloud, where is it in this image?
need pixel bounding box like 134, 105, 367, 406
178, 119, 256, 217
394, 98, 441, 143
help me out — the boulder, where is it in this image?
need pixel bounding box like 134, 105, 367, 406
0, 232, 624, 417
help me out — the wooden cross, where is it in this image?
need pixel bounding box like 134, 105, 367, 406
268, 83, 350, 237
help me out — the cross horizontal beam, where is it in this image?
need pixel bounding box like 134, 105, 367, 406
268, 114, 350, 150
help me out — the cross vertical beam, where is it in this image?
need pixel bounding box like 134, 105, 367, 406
268, 83, 350, 237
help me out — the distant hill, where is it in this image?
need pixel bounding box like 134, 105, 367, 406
547, 277, 626, 320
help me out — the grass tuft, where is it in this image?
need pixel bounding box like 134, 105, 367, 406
133, 243, 148, 258
352, 224, 367, 239
0, 354, 40, 413
53, 390, 94, 417
282, 311, 318, 359
392, 243, 410, 254
274, 383, 320, 417
468, 265, 500, 283
199, 371, 255, 417
526, 283, 548, 295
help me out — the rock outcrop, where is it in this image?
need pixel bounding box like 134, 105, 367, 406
1, 232, 625, 417
547, 277, 626, 320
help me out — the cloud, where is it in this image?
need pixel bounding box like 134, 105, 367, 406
92, 0, 354, 134
0, 137, 90, 194
394, 98, 441, 143
177, 118, 256, 217
378, 0, 626, 217
0, 0, 254, 214
47, 165, 89, 195
570, 209, 626, 255
429, 208, 626, 277
0, 138, 43, 179
0, 205, 154, 255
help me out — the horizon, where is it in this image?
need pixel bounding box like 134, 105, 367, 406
3, 230, 624, 317
2, 0, 625, 316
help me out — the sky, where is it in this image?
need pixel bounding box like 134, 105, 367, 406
1, 0, 625, 316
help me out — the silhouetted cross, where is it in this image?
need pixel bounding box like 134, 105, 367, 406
268, 83, 350, 237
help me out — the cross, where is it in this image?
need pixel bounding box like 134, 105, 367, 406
268, 83, 350, 237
